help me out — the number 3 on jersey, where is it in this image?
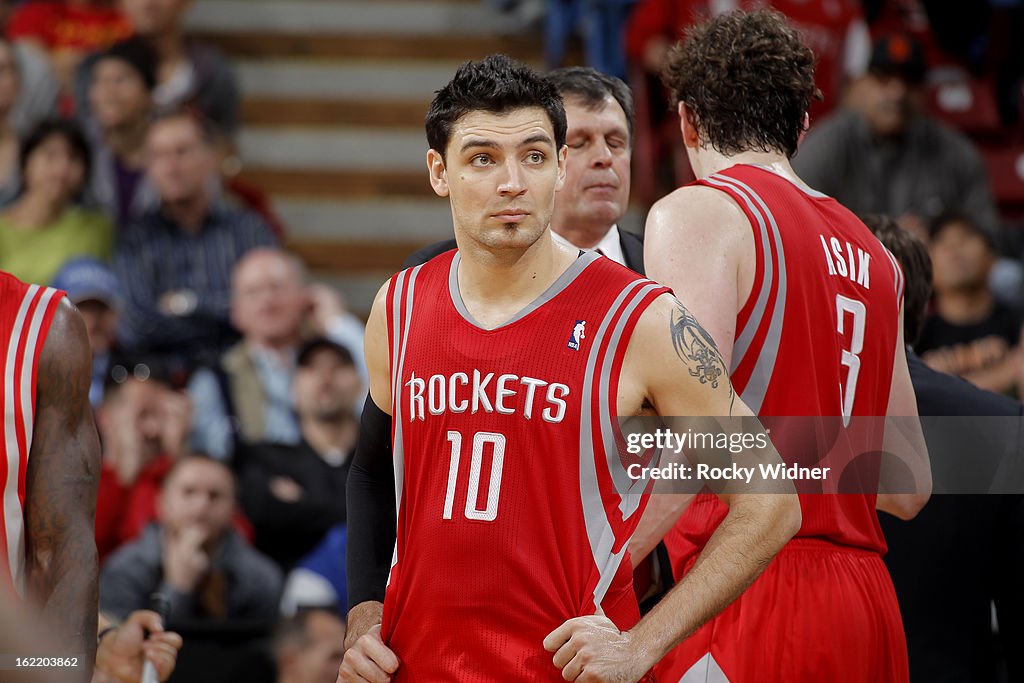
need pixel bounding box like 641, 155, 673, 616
443, 430, 506, 522
836, 294, 866, 426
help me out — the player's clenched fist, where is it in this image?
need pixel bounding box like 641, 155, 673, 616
337, 624, 400, 683
544, 615, 651, 682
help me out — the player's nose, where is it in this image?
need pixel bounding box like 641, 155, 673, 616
497, 159, 527, 195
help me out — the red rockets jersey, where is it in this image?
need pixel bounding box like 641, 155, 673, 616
666, 164, 905, 566
0, 272, 63, 597
381, 249, 669, 681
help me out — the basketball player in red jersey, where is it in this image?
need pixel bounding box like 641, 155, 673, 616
339, 55, 801, 682
0, 272, 101, 678
637, 10, 930, 682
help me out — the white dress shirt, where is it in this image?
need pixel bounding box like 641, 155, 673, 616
552, 225, 625, 267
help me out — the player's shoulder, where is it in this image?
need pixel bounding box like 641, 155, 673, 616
648, 183, 749, 237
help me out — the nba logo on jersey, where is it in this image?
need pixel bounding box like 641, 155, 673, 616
567, 320, 586, 350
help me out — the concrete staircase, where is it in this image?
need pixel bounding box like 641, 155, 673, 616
186, 0, 552, 314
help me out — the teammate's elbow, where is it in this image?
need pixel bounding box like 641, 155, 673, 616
877, 492, 930, 521
776, 493, 802, 541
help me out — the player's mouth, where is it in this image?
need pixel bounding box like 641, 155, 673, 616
493, 209, 530, 222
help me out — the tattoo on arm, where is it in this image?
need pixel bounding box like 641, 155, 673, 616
669, 300, 735, 414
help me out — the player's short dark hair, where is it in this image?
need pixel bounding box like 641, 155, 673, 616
662, 9, 821, 158
861, 214, 932, 348
547, 66, 634, 144
425, 54, 567, 158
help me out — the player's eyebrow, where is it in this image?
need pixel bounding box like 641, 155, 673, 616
460, 138, 499, 153
520, 133, 553, 148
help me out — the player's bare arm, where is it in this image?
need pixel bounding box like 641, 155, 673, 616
25, 299, 101, 677
876, 309, 931, 520
545, 294, 800, 682
628, 187, 753, 564
341, 281, 400, 683
643, 184, 755, 368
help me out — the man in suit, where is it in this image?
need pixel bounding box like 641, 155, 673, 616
864, 214, 1024, 683
405, 66, 644, 274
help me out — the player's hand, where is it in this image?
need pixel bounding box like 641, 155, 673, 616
337, 624, 399, 683
543, 613, 649, 682
95, 610, 183, 682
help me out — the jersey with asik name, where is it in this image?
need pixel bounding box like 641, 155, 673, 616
0, 272, 63, 597
381, 249, 669, 681
666, 163, 905, 567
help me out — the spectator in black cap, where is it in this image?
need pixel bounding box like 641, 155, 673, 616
86, 36, 158, 228
794, 32, 1002, 242
51, 256, 123, 407
236, 337, 361, 571
916, 211, 1024, 397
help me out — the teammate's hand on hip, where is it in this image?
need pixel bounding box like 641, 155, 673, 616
544, 614, 646, 682
337, 624, 399, 683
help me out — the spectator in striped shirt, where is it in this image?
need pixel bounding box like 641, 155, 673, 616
114, 109, 276, 369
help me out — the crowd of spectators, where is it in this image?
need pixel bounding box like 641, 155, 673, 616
0, 0, 1022, 681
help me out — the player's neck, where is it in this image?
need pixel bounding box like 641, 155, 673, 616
455, 230, 579, 329
692, 149, 795, 181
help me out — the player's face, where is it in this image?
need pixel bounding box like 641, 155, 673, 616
428, 106, 566, 251
552, 96, 630, 232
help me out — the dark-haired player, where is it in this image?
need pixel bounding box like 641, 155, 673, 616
640, 9, 929, 682
0, 271, 101, 678
340, 54, 800, 682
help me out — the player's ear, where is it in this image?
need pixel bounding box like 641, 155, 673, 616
678, 102, 700, 149
555, 144, 567, 191
427, 148, 450, 198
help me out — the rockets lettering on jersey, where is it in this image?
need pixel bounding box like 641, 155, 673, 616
404, 370, 570, 422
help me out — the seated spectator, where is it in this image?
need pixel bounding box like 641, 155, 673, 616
51, 256, 122, 407
94, 358, 191, 561
100, 455, 283, 626
76, 0, 240, 137
271, 608, 346, 683
188, 248, 365, 460
114, 110, 276, 365
6, 0, 131, 96
0, 39, 23, 205
794, 33, 1002, 240
863, 213, 1024, 682
0, 118, 111, 285
917, 212, 1024, 396
86, 37, 157, 226
237, 338, 360, 569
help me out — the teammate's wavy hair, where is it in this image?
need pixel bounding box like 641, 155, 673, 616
662, 9, 821, 158
425, 54, 567, 158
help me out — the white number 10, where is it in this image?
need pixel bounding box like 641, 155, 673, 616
443, 430, 506, 522
835, 294, 866, 426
